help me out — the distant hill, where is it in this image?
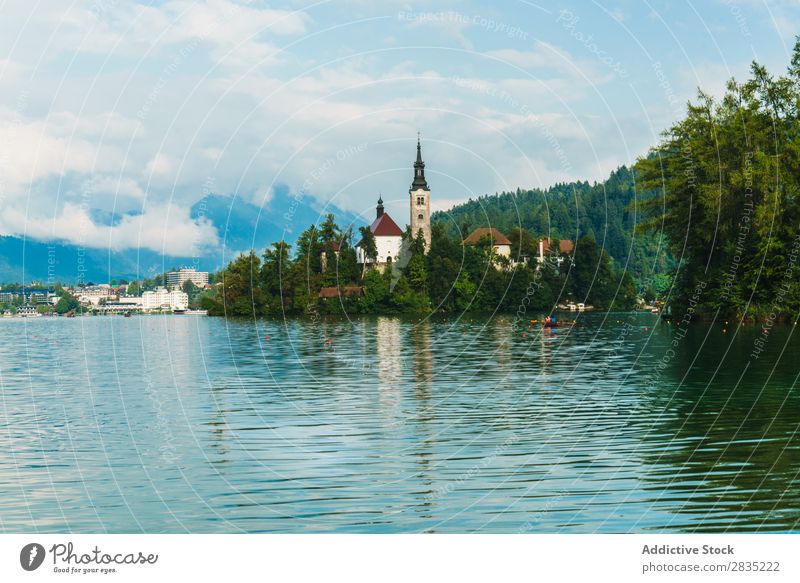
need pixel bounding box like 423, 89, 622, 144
0, 236, 203, 285
0, 186, 360, 284
189, 185, 361, 254
431, 166, 673, 286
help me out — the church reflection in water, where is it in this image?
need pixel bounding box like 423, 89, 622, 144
375, 317, 404, 426
374, 317, 437, 512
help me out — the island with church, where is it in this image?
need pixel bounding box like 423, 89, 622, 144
202, 136, 639, 318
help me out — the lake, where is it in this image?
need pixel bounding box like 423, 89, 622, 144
0, 313, 798, 533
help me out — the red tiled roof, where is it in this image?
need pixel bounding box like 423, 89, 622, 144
369, 213, 404, 237
463, 227, 512, 246
318, 286, 364, 299
540, 239, 575, 254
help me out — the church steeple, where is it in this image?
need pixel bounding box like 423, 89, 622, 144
411, 134, 428, 191
409, 133, 431, 251
376, 195, 384, 218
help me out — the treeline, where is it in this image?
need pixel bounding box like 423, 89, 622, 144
202, 214, 639, 317
635, 40, 800, 320
432, 166, 674, 287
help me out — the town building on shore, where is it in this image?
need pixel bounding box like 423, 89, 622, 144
166, 268, 209, 290
536, 238, 575, 267
0, 287, 56, 305
463, 228, 512, 259
141, 287, 189, 311
75, 284, 114, 306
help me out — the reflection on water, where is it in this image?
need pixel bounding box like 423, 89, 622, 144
0, 313, 798, 533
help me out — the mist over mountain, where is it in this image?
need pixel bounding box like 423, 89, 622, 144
0, 186, 361, 284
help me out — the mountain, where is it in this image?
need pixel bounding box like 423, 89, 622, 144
0, 186, 361, 284
0, 235, 204, 285
189, 185, 362, 254
431, 166, 673, 286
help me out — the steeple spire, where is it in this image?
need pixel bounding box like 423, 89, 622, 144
376, 195, 384, 218
411, 133, 428, 190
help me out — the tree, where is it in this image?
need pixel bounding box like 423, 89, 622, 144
261, 241, 292, 314
635, 38, 800, 319
569, 236, 616, 309
182, 280, 201, 308
358, 225, 377, 277
55, 293, 80, 314
215, 251, 265, 317
507, 227, 536, 262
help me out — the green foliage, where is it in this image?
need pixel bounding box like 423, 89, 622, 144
208, 191, 646, 317
181, 280, 201, 308
432, 167, 674, 287
635, 40, 800, 319
55, 293, 80, 314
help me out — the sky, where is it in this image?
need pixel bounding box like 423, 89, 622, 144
0, 0, 797, 255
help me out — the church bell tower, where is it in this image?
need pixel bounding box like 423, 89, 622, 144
409, 135, 431, 250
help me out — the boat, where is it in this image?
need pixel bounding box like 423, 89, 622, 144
184, 309, 208, 315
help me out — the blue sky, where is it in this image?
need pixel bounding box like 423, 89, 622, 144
0, 0, 797, 254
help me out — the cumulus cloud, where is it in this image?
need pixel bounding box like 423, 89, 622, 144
145, 153, 173, 176
0, 202, 219, 256
0, 113, 98, 193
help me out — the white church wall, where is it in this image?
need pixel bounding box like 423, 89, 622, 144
357, 235, 402, 264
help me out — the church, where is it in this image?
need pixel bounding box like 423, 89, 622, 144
356, 137, 431, 268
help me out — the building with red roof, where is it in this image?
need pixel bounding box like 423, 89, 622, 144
356, 196, 404, 267
355, 138, 432, 269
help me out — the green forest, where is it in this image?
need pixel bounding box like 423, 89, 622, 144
201, 213, 639, 317
635, 40, 800, 321
433, 165, 673, 293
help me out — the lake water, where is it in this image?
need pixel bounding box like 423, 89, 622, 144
0, 313, 798, 533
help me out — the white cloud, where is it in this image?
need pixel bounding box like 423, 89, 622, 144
145, 153, 173, 176
0, 113, 98, 193
0, 202, 219, 255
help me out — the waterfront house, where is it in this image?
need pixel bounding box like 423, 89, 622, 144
463, 228, 513, 259
140, 287, 188, 312
536, 238, 575, 268
318, 286, 365, 299
16, 305, 41, 317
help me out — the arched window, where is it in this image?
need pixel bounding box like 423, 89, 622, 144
418, 214, 423, 220
387, 256, 392, 263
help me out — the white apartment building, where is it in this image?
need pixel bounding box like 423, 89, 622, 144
166, 268, 209, 290
141, 287, 188, 311
76, 284, 115, 306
